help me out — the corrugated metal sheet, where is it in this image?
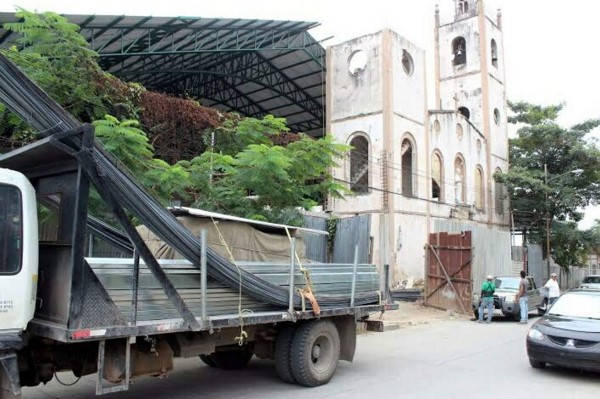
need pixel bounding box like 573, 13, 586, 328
433, 220, 512, 290
527, 244, 544, 286
302, 215, 328, 262
549, 265, 600, 290
332, 215, 371, 264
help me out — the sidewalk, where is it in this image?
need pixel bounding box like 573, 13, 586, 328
362, 301, 471, 332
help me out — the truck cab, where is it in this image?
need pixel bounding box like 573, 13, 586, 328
0, 168, 38, 334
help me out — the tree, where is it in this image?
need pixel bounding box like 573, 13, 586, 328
496, 101, 600, 266
186, 116, 349, 225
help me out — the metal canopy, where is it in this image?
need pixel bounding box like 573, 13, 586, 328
0, 13, 326, 136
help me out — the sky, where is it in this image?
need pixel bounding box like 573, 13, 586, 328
2, 0, 599, 227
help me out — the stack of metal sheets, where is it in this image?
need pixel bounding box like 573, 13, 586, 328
88, 258, 380, 322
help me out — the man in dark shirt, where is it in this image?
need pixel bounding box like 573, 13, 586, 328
516, 270, 529, 324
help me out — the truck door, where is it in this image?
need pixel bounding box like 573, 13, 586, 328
0, 169, 38, 332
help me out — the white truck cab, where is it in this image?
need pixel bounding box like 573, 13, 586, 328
0, 168, 38, 333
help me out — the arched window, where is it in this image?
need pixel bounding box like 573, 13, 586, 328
494, 167, 505, 215
491, 39, 498, 68
349, 135, 369, 194
454, 156, 466, 204
432, 151, 444, 201
475, 166, 485, 210
452, 37, 467, 66
458, 106, 470, 120
401, 137, 416, 197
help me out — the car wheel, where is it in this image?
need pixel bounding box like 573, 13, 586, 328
538, 299, 548, 316
529, 358, 546, 369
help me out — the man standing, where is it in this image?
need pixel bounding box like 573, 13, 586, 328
478, 275, 495, 323
544, 272, 560, 306
516, 270, 529, 324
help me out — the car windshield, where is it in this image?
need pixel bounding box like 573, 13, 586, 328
547, 293, 600, 319
582, 276, 600, 284
494, 277, 520, 290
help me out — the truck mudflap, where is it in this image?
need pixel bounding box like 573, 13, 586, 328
0, 351, 20, 397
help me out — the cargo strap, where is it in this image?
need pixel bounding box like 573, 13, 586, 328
298, 288, 321, 316
211, 217, 251, 345
284, 227, 320, 314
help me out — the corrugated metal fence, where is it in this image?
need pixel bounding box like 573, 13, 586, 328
88, 214, 369, 265
549, 265, 600, 291
433, 220, 512, 290
331, 214, 371, 264
302, 215, 328, 262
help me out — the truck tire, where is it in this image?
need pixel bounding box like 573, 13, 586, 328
274, 324, 296, 384
208, 348, 253, 370
199, 354, 217, 368
290, 320, 340, 387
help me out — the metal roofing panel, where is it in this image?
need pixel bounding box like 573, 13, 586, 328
0, 12, 326, 136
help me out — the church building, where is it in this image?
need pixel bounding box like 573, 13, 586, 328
326, 0, 511, 286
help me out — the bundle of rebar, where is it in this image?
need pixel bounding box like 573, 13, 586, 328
0, 54, 384, 312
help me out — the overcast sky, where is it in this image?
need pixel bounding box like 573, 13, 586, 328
3, 0, 599, 227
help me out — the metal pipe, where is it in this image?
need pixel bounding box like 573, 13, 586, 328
288, 238, 296, 313
130, 250, 140, 325
384, 264, 390, 304
350, 245, 359, 307
201, 229, 208, 323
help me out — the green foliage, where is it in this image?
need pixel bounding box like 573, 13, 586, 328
498, 101, 600, 266
552, 221, 586, 267
204, 114, 289, 156
2, 8, 104, 121
188, 118, 350, 225
93, 115, 191, 205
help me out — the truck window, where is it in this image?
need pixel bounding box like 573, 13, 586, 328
37, 194, 62, 242
0, 184, 23, 275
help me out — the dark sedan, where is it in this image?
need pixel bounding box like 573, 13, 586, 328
526, 289, 600, 372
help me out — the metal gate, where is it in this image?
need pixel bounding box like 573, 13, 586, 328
425, 231, 472, 315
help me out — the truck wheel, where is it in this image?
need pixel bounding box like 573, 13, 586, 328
199, 354, 217, 368
208, 348, 253, 370
274, 324, 296, 384
290, 320, 340, 387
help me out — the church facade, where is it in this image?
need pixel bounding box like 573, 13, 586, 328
326, 0, 511, 286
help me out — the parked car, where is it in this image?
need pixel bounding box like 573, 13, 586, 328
579, 275, 600, 289
526, 288, 600, 372
472, 276, 545, 320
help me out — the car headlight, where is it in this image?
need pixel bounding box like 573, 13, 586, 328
528, 328, 544, 341
503, 294, 516, 302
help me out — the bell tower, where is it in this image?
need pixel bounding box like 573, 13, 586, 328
434, 0, 508, 222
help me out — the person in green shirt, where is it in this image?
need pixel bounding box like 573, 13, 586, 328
478, 275, 496, 323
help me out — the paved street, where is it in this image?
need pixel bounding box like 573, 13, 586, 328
24, 313, 599, 399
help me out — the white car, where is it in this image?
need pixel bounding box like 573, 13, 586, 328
579, 275, 600, 289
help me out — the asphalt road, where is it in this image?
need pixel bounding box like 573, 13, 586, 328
24, 317, 599, 399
